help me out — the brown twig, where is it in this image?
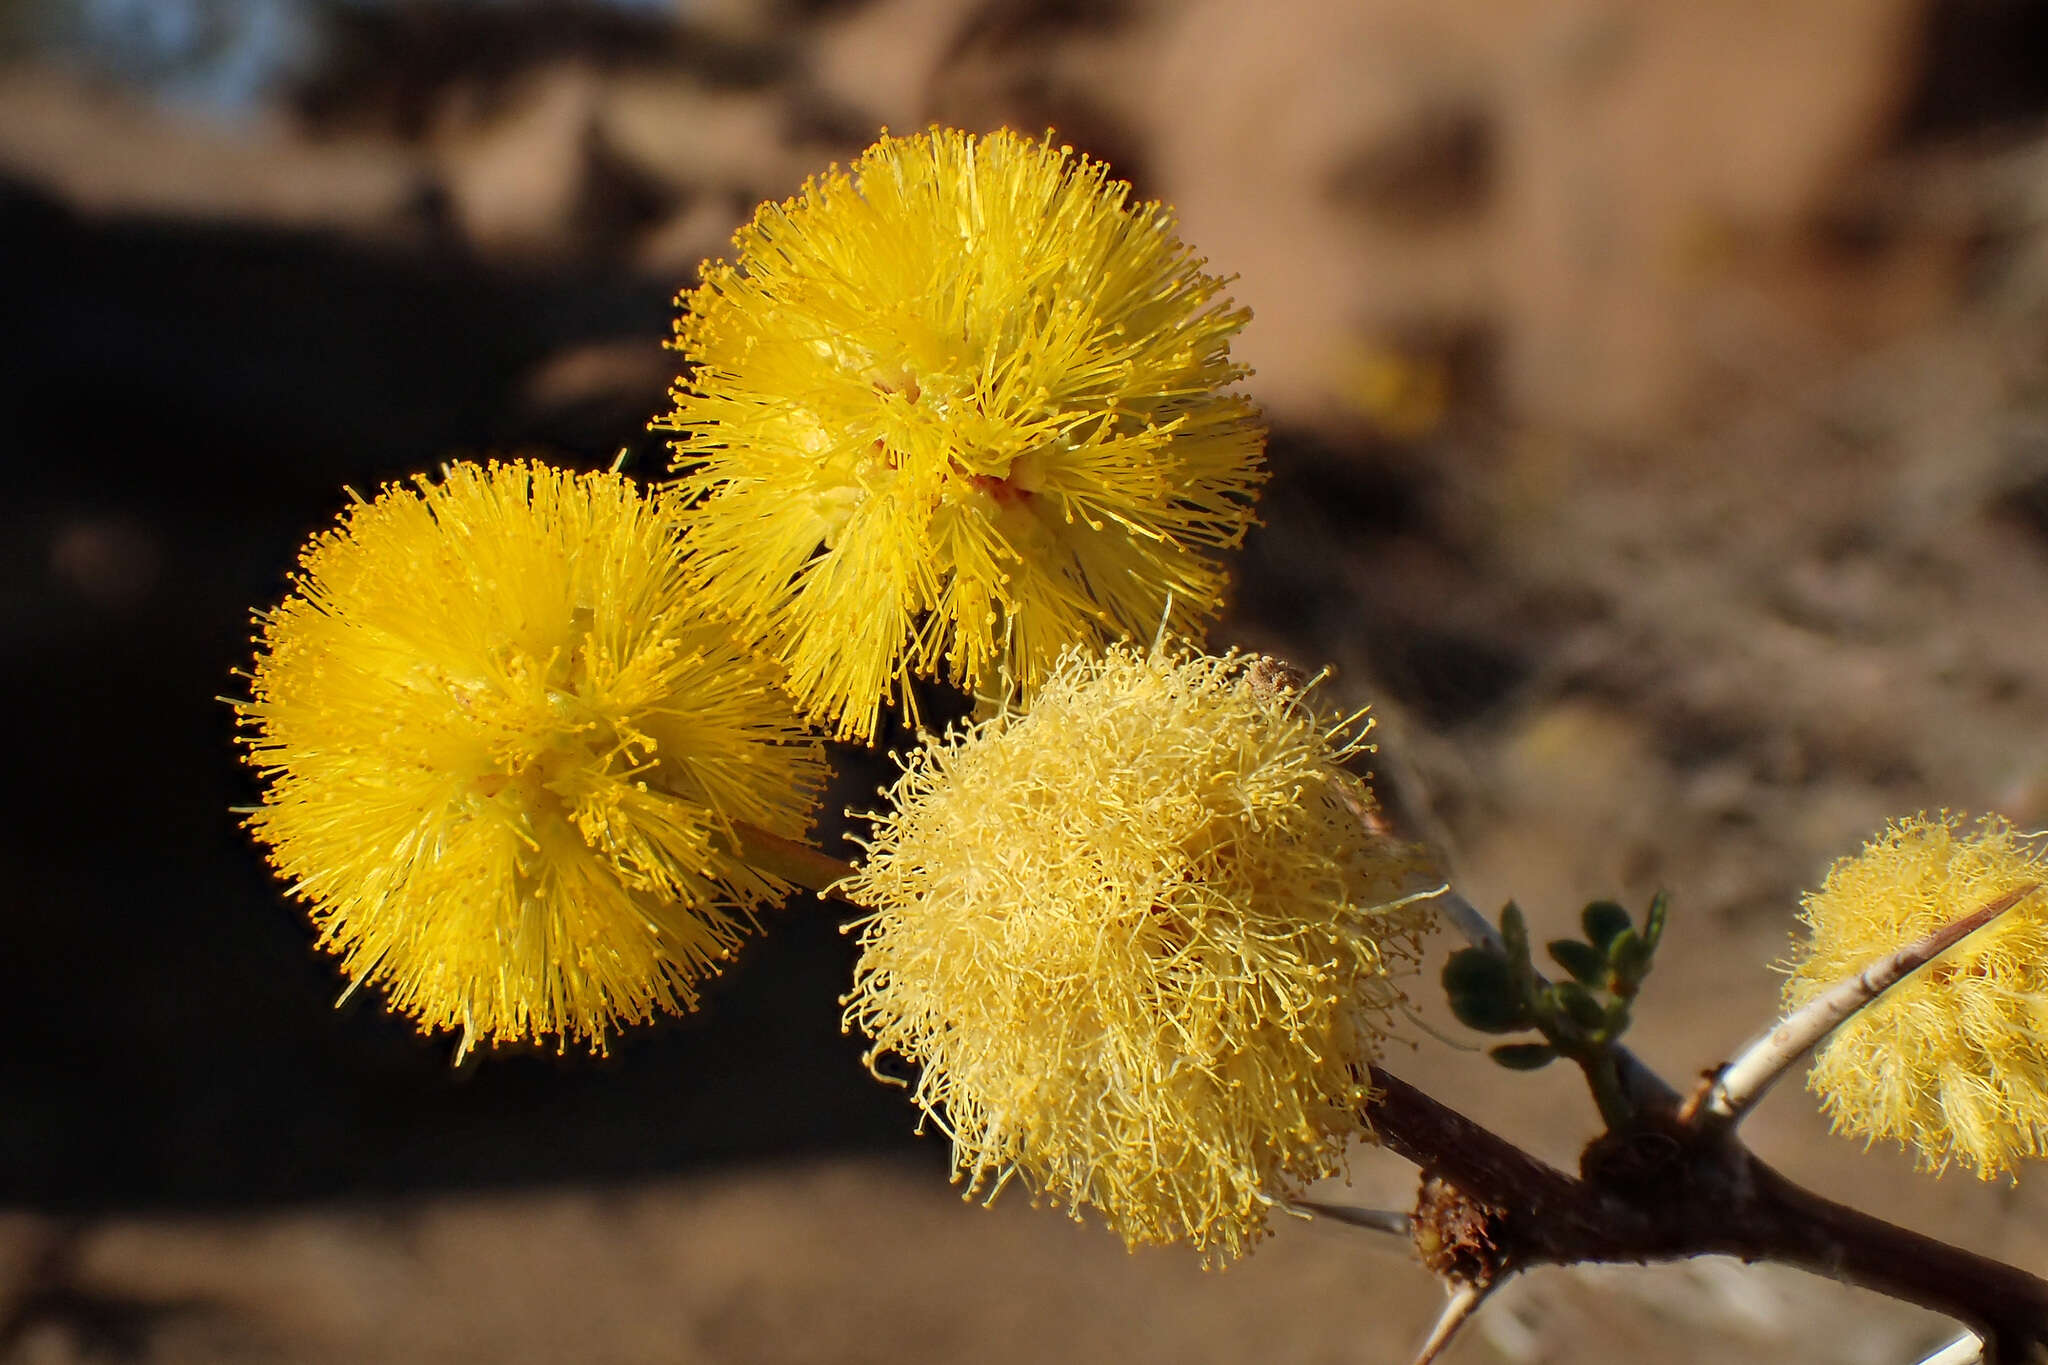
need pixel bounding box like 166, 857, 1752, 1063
1366, 1066, 2048, 1363
733, 823, 2048, 1358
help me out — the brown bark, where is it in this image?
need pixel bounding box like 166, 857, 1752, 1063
1366, 1066, 2048, 1363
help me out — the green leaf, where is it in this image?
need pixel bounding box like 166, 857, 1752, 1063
1442, 947, 1514, 1000
1606, 928, 1650, 987
1498, 901, 1538, 996
1551, 981, 1608, 1032
1490, 1041, 1559, 1070
1449, 988, 1529, 1034
1548, 938, 1608, 987
1642, 891, 1669, 950
1581, 900, 1632, 949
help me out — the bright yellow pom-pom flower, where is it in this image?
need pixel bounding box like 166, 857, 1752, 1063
1788, 812, 2048, 1177
658, 127, 1266, 742
237, 459, 826, 1056
841, 645, 1441, 1262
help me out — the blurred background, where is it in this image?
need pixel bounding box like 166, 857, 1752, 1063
4, 0, 2048, 1360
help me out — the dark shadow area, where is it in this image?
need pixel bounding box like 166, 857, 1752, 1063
1993, 461, 2048, 554
298, 1, 793, 136
925, 0, 1155, 197
1896, 0, 2048, 142
0, 177, 916, 1214
1232, 427, 1544, 730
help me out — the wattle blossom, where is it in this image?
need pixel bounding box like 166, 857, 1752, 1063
237, 460, 826, 1056
842, 644, 1441, 1261
1788, 812, 2048, 1177
659, 127, 1266, 742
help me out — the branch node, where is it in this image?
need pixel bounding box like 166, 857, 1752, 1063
1412, 1175, 1509, 1287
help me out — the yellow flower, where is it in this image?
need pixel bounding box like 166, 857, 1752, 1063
841, 644, 1441, 1262
1787, 812, 2048, 1177
658, 127, 1266, 743
237, 460, 826, 1056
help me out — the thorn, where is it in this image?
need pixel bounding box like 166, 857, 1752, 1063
1913, 1332, 1983, 1365
1410, 1281, 1492, 1365
1291, 1199, 1412, 1239
1684, 883, 2038, 1129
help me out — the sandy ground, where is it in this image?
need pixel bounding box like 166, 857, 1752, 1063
5, 0, 2048, 1361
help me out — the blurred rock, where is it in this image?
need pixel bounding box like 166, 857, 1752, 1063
48, 515, 161, 612
431, 62, 608, 259
0, 68, 430, 232
7, 0, 329, 115
1135, 0, 1925, 433
519, 337, 674, 427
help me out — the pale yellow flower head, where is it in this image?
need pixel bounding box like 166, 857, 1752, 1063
238, 459, 826, 1056
659, 126, 1266, 742
842, 644, 1441, 1262
1788, 812, 2048, 1178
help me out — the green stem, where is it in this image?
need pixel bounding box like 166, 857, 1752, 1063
1581, 1046, 1634, 1131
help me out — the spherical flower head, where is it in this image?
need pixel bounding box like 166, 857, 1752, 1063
237, 460, 827, 1056
658, 126, 1267, 743
841, 644, 1441, 1263
1787, 812, 2048, 1178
